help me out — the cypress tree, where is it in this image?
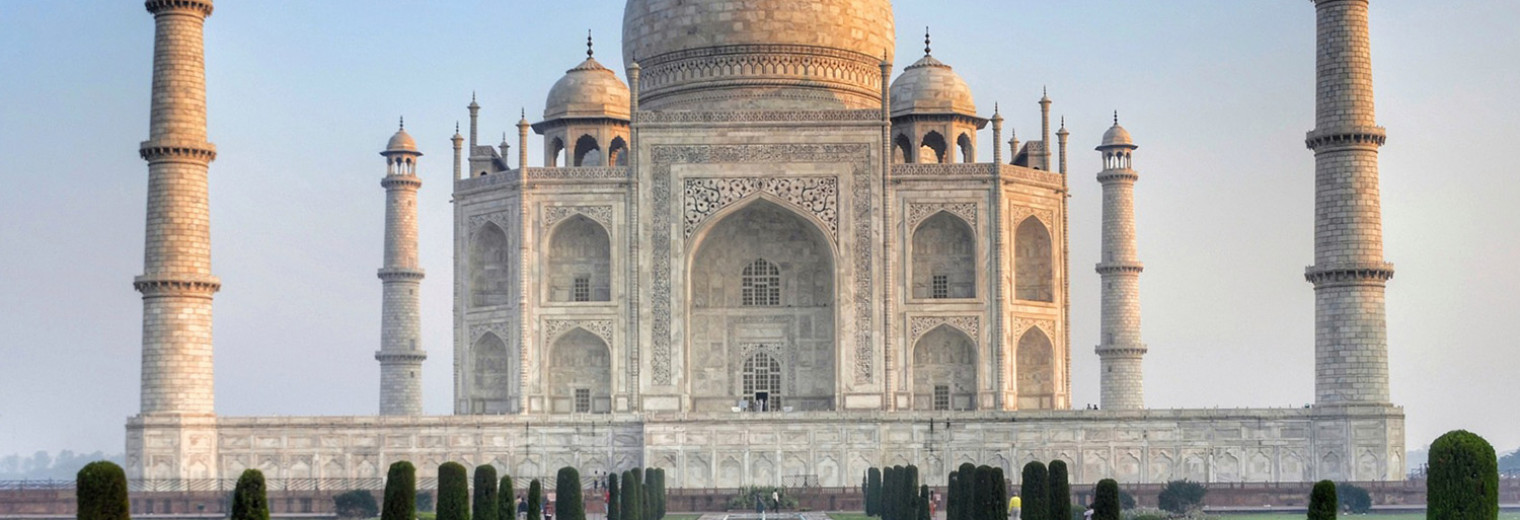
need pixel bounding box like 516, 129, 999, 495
956, 463, 976, 520
1047, 461, 1070, 520
555, 467, 584, 520
1428, 430, 1499, 520
623, 470, 642, 520
654, 468, 666, 520
607, 472, 620, 520
917, 484, 931, 520
1308, 480, 1337, 520
526, 479, 543, 520
867, 467, 882, 516
991, 468, 1007, 520
899, 465, 912, 520
438, 463, 470, 520
883, 467, 896, 520
474, 465, 499, 520
382, 461, 417, 520
945, 472, 958, 520
76, 460, 130, 520
1018, 462, 1048, 520
1091, 480, 1119, 520
642, 468, 655, 520
973, 466, 993, 520
231, 469, 271, 520
498, 476, 516, 520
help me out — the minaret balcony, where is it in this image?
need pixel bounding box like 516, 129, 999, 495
1095, 261, 1143, 275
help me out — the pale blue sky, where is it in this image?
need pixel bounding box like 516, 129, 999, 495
2, 1, 1518, 459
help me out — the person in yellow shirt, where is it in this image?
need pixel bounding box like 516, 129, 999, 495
1009, 495, 1022, 520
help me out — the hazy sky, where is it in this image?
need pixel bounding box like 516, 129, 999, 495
2, 1, 1518, 460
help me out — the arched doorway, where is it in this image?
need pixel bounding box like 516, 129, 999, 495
911, 325, 977, 410
688, 198, 836, 412
1016, 327, 1055, 409
548, 328, 611, 413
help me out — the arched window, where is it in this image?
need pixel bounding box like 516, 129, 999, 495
893, 134, 913, 164
919, 131, 947, 163
470, 222, 511, 307
548, 137, 565, 167
1016, 327, 1055, 410
573, 134, 601, 166
957, 133, 974, 163
469, 332, 510, 414
608, 136, 628, 166
912, 212, 975, 299
741, 258, 781, 306
742, 352, 782, 411
547, 215, 611, 302
1015, 216, 1054, 302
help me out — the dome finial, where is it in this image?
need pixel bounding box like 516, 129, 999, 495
1114, 110, 1119, 125
455, 121, 460, 133
924, 26, 932, 56
398, 116, 404, 130
587, 29, 594, 58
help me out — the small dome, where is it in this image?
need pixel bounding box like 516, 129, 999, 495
1100, 123, 1134, 148
544, 57, 630, 121
889, 54, 976, 118
386, 128, 418, 153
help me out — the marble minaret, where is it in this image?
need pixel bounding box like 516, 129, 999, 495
377, 120, 426, 415
136, 0, 219, 417
1095, 114, 1146, 410
1306, 0, 1394, 405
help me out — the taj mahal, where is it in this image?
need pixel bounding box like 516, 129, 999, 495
127, 0, 1405, 488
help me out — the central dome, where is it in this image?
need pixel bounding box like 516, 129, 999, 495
622, 0, 895, 111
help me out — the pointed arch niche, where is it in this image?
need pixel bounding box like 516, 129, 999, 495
470, 332, 513, 414
1016, 327, 1056, 410
911, 325, 977, 410
911, 211, 976, 299
687, 198, 836, 412
547, 328, 611, 413
546, 215, 611, 302
1015, 216, 1054, 302
470, 222, 511, 307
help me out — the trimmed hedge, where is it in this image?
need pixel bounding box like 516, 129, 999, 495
555, 467, 584, 520
956, 463, 976, 520
526, 479, 543, 520
622, 470, 642, 520
231, 469, 270, 520
1428, 430, 1499, 520
498, 476, 516, 520
335, 490, 379, 519
1047, 461, 1070, 520
76, 460, 130, 520
1019, 462, 1049, 520
1091, 480, 1119, 520
918, 484, 931, 520
945, 471, 959, 520
382, 461, 417, 520
1308, 480, 1337, 520
437, 463, 470, 520
474, 465, 499, 520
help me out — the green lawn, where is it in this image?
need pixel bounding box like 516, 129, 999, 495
1217, 514, 1520, 520
662, 514, 703, 520
828, 513, 874, 520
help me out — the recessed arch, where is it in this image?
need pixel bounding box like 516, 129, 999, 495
573, 134, 601, 166
471, 333, 511, 408
911, 211, 975, 299
548, 327, 611, 413
546, 215, 611, 302
608, 136, 628, 166
919, 131, 947, 164
1015, 216, 1054, 302
687, 197, 836, 412
548, 137, 566, 167
470, 222, 511, 307
911, 324, 977, 410
1016, 327, 1055, 410
893, 133, 913, 164
957, 133, 974, 163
